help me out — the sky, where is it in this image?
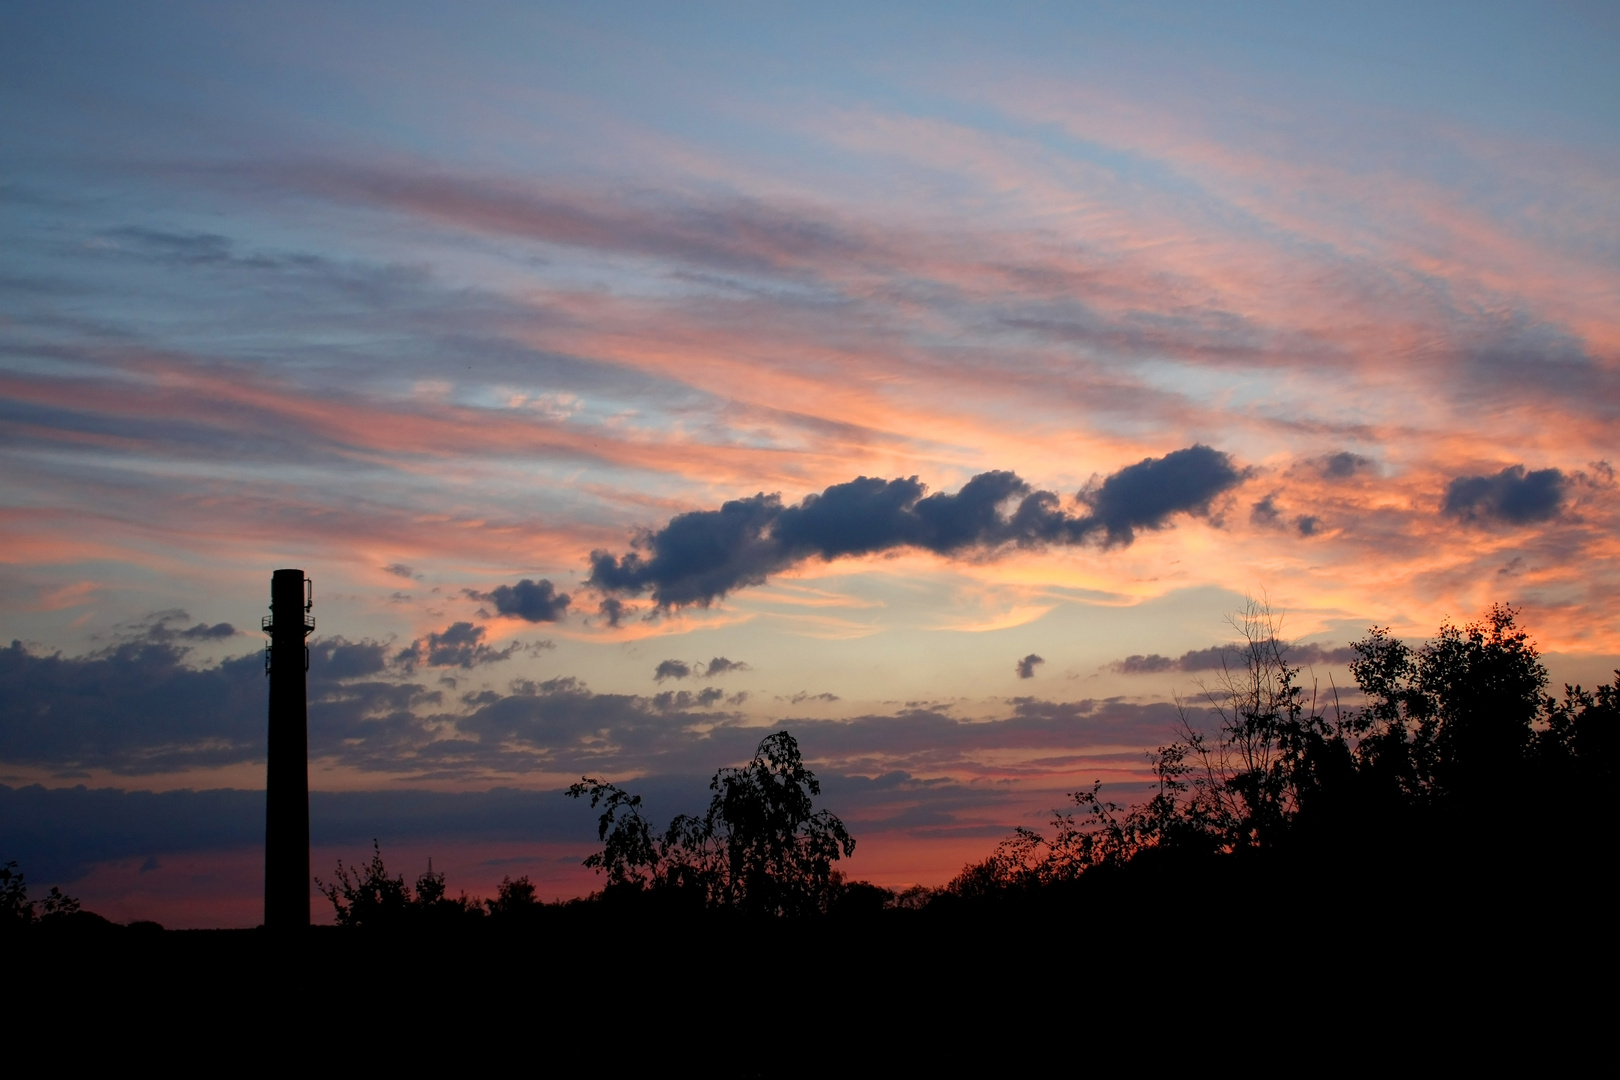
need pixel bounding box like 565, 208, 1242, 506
3, 1, 1618, 926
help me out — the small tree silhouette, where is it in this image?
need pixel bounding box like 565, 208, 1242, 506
568, 731, 856, 915
317, 840, 411, 927
1, 861, 83, 928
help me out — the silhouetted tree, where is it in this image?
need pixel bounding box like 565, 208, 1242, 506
568, 731, 857, 915
318, 841, 411, 927
1536, 678, 1618, 781
485, 875, 541, 920
1, 861, 33, 927
1348, 603, 1551, 801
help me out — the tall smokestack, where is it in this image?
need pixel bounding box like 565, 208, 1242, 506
263, 568, 313, 929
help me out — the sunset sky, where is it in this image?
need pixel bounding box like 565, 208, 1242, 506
3, 1, 1618, 927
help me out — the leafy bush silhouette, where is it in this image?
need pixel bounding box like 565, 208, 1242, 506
568, 730, 858, 915
317, 842, 485, 927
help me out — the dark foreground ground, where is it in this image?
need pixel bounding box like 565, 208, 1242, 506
10, 852, 1612, 1069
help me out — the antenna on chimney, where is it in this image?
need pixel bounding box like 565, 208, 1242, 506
263, 568, 314, 929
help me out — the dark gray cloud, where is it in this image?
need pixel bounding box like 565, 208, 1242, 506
5, 709, 1181, 885
1251, 493, 1282, 526
1112, 640, 1357, 674
469, 578, 571, 622
653, 659, 692, 682
1321, 451, 1373, 479
596, 598, 632, 628
114, 610, 236, 644
1295, 515, 1320, 537
702, 657, 749, 677
651, 687, 729, 711
310, 638, 390, 680
1442, 464, 1566, 525
1079, 445, 1247, 545
0, 633, 444, 775
395, 622, 519, 671
0, 782, 604, 886
103, 227, 247, 267
1015, 654, 1045, 679
0, 639, 265, 775
1113, 653, 1176, 674
383, 563, 418, 580
588, 446, 1245, 608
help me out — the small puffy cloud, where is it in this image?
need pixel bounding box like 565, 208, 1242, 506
651, 687, 733, 711
785, 691, 840, 704
1015, 654, 1045, 679
383, 563, 419, 580
654, 659, 692, 682
468, 578, 571, 622
1114, 653, 1175, 674
1250, 493, 1282, 527
1166, 644, 1235, 671
117, 610, 235, 644
179, 621, 235, 640
1442, 465, 1566, 526
395, 622, 517, 671
702, 656, 750, 677
597, 597, 632, 628
1295, 515, 1320, 537
1321, 452, 1373, 480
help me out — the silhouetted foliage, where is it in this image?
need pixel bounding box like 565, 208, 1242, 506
949, 599, 1617, 897
485, 875, 541, 921
1, 860, 83, 930
1, 861, 32, 927
317, 842, 483, 927
568, 731, 861, 915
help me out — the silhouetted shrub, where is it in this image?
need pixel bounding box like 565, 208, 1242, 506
317, 843, 483, 927
568, 730, 861, 915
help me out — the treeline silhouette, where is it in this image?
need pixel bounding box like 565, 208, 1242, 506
303, 600, 1614, 930
939, 600, 1615, 911
315, 842, 547, 927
